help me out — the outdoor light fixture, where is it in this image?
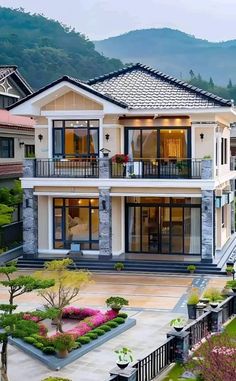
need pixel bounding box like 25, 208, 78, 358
200, 133, 204, 141
38, 134, 43, 142
105, 133, 110, 141
102, 200, 106, 210
100, 148, 111, 158
19, 141, 25, 147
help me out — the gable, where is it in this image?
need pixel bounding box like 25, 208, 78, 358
41, 91, 103, 111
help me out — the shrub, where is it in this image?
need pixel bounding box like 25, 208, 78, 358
31, 334, 51, 346
100, 324, 111, 332
187, 264, 196, 273
187, 288, 200, 305
226, 266, 234, 274
23, 336, 37, 344
92, 328, 105, 336
85, 332, 98, 340
117, 312, 128, 319
113, 317, 125, 324
42, 346, 56, 355
203, 287, 223, 302
33, 342, 44, 350
42, 378, 72, 381
114, 262, 124, 271
106, 296, 129, 311
53, 333, 75, 352
226, 280, 236, 289
77, 336, 91, 345
106, 321, 119, 328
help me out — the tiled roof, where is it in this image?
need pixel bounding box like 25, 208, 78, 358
88, 63, 232, 109
0, 65, 17, 80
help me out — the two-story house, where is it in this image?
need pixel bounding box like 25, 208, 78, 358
0, 66, 34, 186
8, 63, 236, 266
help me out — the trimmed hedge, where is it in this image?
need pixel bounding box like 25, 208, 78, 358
42, 346, 56, 355
117, 312, 128, 319
99, 324, 111, 332
113, 317, 125, 324
77, 336, 91, 345
33, 342, 44, 349
24, 337, 37, 344
92, 328, 105, 336
106, 321, 119, 328
84, 332, 98, 340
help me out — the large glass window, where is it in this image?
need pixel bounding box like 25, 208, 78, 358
126, 197, 201, 255
53, 120, 99, 158
0, 137, 14, 158
53, 198, 99, 250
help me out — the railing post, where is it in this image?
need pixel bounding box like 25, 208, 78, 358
201, 159, 213, 179
99, 157, 110, 178
167, 331, 190, 363
210, 307, 223, 332
109, 366, 137, 381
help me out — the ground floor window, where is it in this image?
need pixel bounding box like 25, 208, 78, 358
126, 197, 201, 255
53, 198, 99, 250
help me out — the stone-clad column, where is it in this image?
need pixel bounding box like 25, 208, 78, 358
230, 180, 235, 234
201, 159, 213, 179
202, 190, 214, 262
23, 159, 38, 258
99, 187, 112, 259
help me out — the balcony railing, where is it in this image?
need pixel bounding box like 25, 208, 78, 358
35, 158, 99, 178
111, 158, 202, 179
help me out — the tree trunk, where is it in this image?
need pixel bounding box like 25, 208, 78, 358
56, 311, 64, 333
1, 338, 9, 381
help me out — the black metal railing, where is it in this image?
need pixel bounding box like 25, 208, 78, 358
218, 295, 235, 324
184, 310, 212, 349
133, 337, 176, 381
35, 158, 99, 178
111, 158, 202, 179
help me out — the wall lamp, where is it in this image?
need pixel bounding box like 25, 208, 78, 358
200, 133, 204, 141
102, 200, 106, 210
19, 141, 25, 147
38, 134, 43, 142
105, 133, 110, 142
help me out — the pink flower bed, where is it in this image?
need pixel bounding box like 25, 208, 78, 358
23, 313, 42, 323
51, 307, 118, 339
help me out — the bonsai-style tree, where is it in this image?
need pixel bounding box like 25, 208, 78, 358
0, 261, 55, 308
34, 259, 91, 332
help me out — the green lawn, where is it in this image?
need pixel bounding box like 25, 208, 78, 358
162, 318, 236, 381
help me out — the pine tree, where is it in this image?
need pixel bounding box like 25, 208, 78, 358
209, 77, 214, 89
227, 79, 233, 89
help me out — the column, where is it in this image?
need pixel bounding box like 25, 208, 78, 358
201, 190, 215, 262
230, 180, 235, 234
23, 159, 38, 258
99, 187, 112, 259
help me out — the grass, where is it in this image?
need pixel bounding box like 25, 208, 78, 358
162, 318, 236, 381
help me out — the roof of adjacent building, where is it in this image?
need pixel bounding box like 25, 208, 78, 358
88, 63, 232, 109
8, 63, 233, 111
0, 65, 33, 95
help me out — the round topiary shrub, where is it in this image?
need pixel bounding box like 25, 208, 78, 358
31, 334, 51, 346
113, 317, 125, 324
92, 328, 105, 336
42, 346, 56, 355
84, 332, 98, 340
100, 324, 111, 332
117, 312, 128, 319
23, 337, 37, 344
106, 321, 119, 328
77, 336, 91, 345
42, 378, 72, 381
33, 342, 44, 350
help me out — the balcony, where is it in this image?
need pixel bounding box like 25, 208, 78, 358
32, 157, 209, 180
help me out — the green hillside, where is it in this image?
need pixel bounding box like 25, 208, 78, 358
95, 28, 236, 86
0, 7, 123, 89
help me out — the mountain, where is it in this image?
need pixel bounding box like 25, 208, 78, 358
0, 7, 123, 89
94, 28, 236, 85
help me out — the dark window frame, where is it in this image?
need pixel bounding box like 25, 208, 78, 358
25, 144, 35, 158
0, 137, 14, 158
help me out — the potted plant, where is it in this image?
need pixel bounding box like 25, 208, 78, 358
115, 347, 133, 369
114, 262, 125, 272
187, 264, 196, 274
226, 266, 234, 276
170, 317, 187, 332
112, 154, 129, 164
203, 288, 223, 308
106, 296, 129, 312
53, 333, 76, 358
226, 280, 236, 293
187, 288, 199, 319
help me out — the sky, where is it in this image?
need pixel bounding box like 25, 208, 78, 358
0, 0, 236, 41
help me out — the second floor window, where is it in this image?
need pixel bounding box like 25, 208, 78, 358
0, 137, 14, 158
53, 120, 99, 158
221, 138, 227, 165
25, 144, 35, 158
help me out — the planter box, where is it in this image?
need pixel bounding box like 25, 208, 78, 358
9, 317, 136, 370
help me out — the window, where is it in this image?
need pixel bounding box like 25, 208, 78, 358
221, 138, 227, 165
53, 120, 99, 158
222, 205, 225, 228
25, 144, 35, 158
0, 95, 18, 109
0, 137, 14, 158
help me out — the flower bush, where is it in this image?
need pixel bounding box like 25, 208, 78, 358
62, 306, 99, 318
23, 313, 42, 323
112, 154, 129, 164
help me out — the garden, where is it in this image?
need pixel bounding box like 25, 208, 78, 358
0, 259, 135, 380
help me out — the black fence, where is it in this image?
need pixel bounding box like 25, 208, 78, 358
0, 221, 23, 249
35, 159, 99, 178
184, 310, 212, 349
111, 158, 202, 179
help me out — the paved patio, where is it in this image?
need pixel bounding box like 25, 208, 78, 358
0, 270, 229, 381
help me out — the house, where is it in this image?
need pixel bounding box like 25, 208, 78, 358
8, 63, 236, 265
0, 66, 34, 186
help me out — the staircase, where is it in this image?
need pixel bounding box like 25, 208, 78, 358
16, 257, 225, 275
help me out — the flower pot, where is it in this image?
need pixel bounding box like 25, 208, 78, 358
210, 302, 218, 309
116, 361, 129, 369
173, 326, 184, 332
199, 298, 209, 304
57, 349, 69, 358
111, 306, 121, 313
189, 270, 195, 274
187, 304, 197, 320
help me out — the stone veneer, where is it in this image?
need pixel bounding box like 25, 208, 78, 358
201, 190, 214, 262
99, 187, 112, 259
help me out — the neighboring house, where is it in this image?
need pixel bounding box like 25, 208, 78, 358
8, 63, 236, 264
0, 66, 34, 186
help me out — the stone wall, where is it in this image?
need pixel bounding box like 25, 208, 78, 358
201, 190, 214, 262
23, 188, 38, 258
99, 187, 112, 259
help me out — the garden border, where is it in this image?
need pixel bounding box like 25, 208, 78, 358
9, 317, 136, 370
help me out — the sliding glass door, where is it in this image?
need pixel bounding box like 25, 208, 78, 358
126, 197, 201, 255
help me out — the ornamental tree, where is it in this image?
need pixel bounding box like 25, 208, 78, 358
0, 204, 14, 226
0, 261, 55, 309
34, 258, 91, 332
